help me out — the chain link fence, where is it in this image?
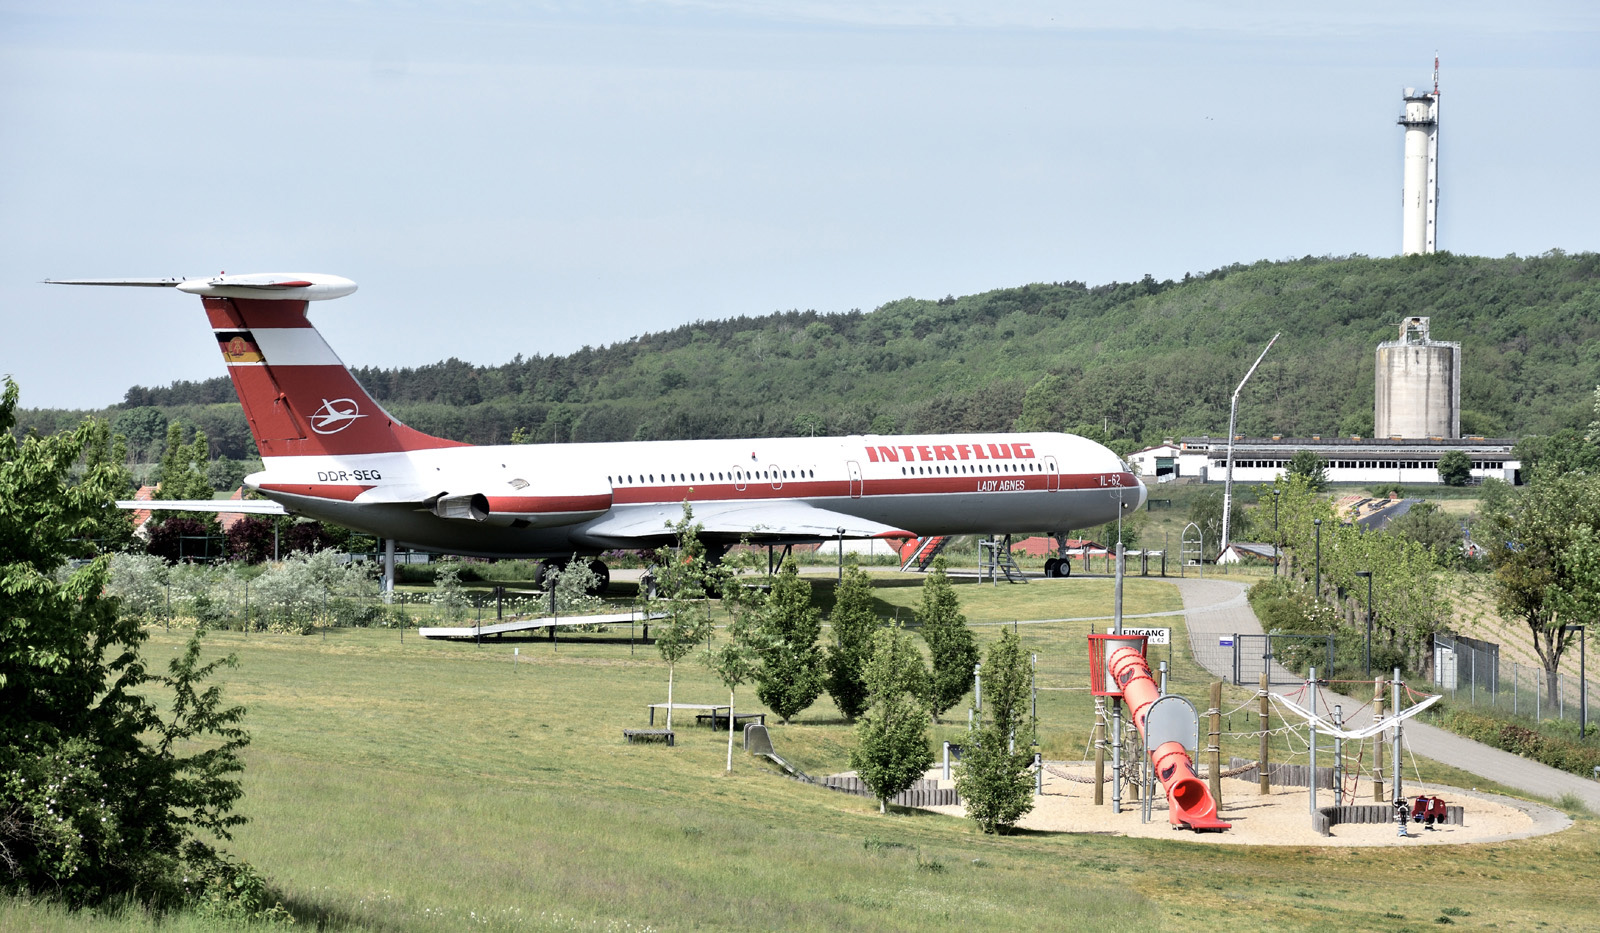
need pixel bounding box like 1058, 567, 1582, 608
1432, 632, 1596, 732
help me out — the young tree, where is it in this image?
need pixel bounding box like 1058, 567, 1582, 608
1437, 450, 1473, 486
704, 547, 768, 771
552, 555, 604, 614
955, 629, 1037, 833
754, 557, 824, 723
916, 557, 979, 723
1479, 471, 1600, 706
652, 503, 722, 730
0, 378, 262, 913
849, 625, 933, 813
430, 557, 471, 622
825, 560, 879, 721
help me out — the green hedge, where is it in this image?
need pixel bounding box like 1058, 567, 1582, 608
1434, 707, 1600, 777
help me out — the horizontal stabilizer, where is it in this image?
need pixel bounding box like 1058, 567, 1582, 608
45, 278, 185, 287
116, 499, 288, 515
47, 273, 356, 301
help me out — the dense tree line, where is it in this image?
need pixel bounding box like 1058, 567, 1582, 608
18, 252, 1600, 457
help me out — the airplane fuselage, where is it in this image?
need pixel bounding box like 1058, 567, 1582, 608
252, 431, 1142, 557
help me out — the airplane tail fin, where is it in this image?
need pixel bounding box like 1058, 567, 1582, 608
50, 274, 465, 458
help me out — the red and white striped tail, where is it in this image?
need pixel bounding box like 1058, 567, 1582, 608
46, 273, 465, 458
203, 293, 465, 458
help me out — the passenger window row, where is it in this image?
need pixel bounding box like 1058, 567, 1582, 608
899, 461, 1047, 476
608, 468, 818, 486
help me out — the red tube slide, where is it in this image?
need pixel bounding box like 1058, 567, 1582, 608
1108, 646, 1231, 831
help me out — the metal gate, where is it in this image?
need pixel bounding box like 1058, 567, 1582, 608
1233, 634, 1334, 686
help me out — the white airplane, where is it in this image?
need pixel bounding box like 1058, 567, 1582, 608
51, 273, 1145, 589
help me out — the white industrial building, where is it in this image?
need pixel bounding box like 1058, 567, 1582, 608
1128, 436, 1518, 486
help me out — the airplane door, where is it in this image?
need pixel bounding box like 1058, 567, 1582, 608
847, 460, 863, 499
731, 466, 747, 492
1044, 455, 1060, 491
769, 465, 782, 490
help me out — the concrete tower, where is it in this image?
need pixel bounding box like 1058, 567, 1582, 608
1398, 58, 1440, 255
1375, 317, 1461, 439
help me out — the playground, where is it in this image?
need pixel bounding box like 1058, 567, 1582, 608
925, 769, 1565, 846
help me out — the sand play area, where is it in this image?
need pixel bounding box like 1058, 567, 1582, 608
921, 764, 1572, 846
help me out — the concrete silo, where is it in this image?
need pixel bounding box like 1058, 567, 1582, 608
1375, 317, 1461, 439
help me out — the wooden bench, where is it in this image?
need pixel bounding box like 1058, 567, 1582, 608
623, 728, 675, 746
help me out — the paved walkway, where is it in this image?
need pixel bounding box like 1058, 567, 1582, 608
1172, 577, 1600, 812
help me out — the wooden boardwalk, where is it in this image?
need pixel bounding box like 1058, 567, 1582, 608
419, 610, 664, 640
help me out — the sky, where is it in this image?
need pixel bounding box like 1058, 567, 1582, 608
3, 1, 1596, 410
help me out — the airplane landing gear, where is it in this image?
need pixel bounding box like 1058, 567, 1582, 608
1044, 557, 1072, 578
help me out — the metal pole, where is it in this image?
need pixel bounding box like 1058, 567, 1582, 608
1208, 680, 1223, 808
1031, 653, 1038, 740
1219, 332, 1280, 554
1392, 667, 1403, 803
1308, 668, 1318, 815
1334, 704, 1343, 808
1112, 697, 1123, 814
1113, 542, 1125, 634
1313, 519, 1322, 599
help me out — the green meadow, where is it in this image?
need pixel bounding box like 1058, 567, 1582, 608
6, 573, 1598, 932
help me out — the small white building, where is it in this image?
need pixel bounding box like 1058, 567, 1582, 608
1125, 442, 1185, 483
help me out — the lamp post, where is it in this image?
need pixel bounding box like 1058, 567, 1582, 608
1355, 570, 1373, 678
1313, 518, 1322, 598
1272, 488, 1281, 576
1220, 333, 1281, 554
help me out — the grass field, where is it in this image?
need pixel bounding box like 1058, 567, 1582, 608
6, 573, 1598, 932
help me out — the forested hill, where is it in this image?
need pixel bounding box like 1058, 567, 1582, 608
21, 252, 1600, 461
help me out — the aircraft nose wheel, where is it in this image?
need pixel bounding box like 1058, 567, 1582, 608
1044, 557, 1071, 578
587, 559, 610, 596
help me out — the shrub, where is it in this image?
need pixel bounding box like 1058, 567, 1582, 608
1434, 707, 1600, 777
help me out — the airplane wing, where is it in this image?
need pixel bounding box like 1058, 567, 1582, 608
581, 500, 911, 542
117, 499, 289, 515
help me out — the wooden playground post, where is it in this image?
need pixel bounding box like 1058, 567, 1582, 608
1093, 699, 1106, 806
1373, 677, 1386, 802
1259, 672, 1271, 795
1209, 681, 1223, 807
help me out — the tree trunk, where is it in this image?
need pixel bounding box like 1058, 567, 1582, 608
726, 687, 736, 772
666, 663, 675, 730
